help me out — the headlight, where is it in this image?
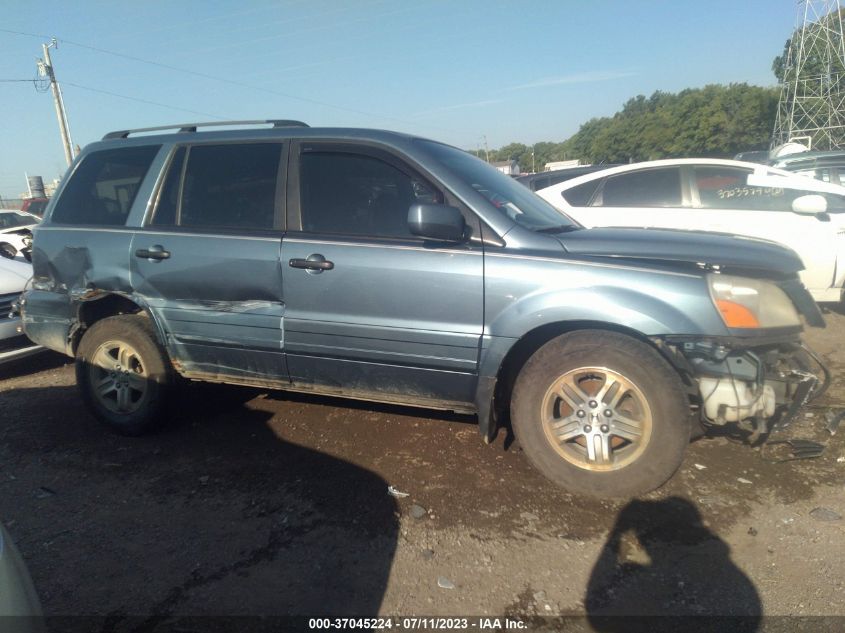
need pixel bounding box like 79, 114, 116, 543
708, 274, 801, 329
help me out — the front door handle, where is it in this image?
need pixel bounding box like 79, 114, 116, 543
289, 254, 334, 272
135, 245, 171, 261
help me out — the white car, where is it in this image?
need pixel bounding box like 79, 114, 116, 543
0, 257, 41, 363
0, 210, 39, 261
536, 158, 845, 302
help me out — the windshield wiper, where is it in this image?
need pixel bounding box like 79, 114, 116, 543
535, 225, 581, 234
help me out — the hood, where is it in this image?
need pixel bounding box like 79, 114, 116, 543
556, 227, 804, 276
0, 225, 36, 235
0, 258, 32, 294
0, 223, 38, 233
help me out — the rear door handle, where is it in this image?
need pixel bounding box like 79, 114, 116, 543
289, 254, 334, 271
135, 245, 171, 261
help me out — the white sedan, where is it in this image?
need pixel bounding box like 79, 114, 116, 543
0, 210, 39, 261
536, 158, 845, 303
0, 257, 41, 364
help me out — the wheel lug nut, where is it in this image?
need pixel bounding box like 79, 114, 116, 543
583, 425, 592, 433
604, 409, 613, 417
576, 410, 586, 418
600, 424, 610, 433
589, 400, 598, 408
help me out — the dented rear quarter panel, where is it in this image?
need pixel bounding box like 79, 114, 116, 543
24, 227, 137, 355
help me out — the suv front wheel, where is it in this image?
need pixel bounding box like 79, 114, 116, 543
76, 314, 172, 436
511, 330, 690, 498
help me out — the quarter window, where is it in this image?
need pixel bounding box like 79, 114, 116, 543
562, 180, 602, 207
51, 146, 160, 225
299, 151, 441, 238
598, 168, 682, 207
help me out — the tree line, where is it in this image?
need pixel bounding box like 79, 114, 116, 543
478, 83, 779, 170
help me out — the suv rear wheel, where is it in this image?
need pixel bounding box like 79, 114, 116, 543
511, 330, 689, 498
76, 314, 172, 436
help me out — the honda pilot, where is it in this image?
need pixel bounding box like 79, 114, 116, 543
20, 120, 827, 497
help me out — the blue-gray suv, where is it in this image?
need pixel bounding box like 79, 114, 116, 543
21, 121, 826, 497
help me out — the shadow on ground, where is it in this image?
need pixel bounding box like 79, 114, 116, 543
586, 497, 761, 632
0, 380, 399, 630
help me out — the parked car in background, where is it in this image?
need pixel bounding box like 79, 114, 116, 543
515, 164, 618, 191
770, 150, 845, 186
0, 257, 41, 364
22, 121, 826, 498
0, 210, 39, 261
733, 149, 770, 164
20, 197, 50, 218
537, 158, 845, 303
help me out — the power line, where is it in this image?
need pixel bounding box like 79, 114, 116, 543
61, 82, 231, 120
0, 27, 460, 135
0, 78, 38, 82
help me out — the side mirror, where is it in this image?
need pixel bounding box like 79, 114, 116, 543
791, 194, 828, 215
408, 204, 466, 242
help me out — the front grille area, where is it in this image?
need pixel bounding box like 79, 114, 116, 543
0, 293, 19, 317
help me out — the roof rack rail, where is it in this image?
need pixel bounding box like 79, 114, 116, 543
103, 119, 309, 140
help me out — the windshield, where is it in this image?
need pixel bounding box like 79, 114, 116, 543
0, 212, 35, 229
416, 140, 579, 232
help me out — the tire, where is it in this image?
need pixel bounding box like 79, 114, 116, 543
75, 314, 172, 436
511, 330, 690, 498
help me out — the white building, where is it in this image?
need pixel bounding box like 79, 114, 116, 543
544, 159, 581, 171
492, 160, 520, 176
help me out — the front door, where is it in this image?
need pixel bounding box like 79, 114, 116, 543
279, 142, 484, 409
689, 164, 845, 297
131, 141, 289, 382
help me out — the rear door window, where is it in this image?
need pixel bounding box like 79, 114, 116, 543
150, 143, 282, 231
598, 168, 682, 207
51, 146, 160, 225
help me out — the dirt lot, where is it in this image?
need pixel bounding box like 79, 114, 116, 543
2, 310, 845, 630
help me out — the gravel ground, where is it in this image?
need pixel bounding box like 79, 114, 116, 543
1, 310, 844, 630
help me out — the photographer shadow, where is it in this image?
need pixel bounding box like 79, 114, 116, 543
585, 497, 761, 632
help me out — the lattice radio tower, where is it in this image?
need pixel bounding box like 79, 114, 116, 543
772, 0, 845, 150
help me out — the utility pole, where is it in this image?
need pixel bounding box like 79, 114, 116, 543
37, 38, 75, 166
482, 135, 490, 162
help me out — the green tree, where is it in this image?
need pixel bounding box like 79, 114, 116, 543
467, 84, 778, 169
560, 84, 778, 163
772, 8, 845, 83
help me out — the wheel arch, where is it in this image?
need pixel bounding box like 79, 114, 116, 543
476, 320, 688, 442
70, 292, 167, 355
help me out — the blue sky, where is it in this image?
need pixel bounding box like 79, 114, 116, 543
1, 0, 796, 198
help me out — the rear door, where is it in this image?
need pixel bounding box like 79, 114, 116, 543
130, 141, 289, 382
279, 141, 484, 408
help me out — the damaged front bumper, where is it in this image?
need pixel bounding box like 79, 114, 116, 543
659, 331, 826, 439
